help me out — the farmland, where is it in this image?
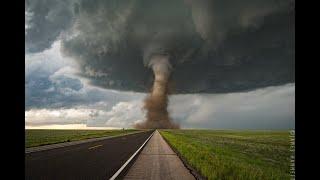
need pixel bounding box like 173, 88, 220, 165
160, 130, 293, 180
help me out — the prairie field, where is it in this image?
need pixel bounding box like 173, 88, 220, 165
160, 130, 293, 180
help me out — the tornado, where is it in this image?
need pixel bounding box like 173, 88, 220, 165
135, 54, 179, 129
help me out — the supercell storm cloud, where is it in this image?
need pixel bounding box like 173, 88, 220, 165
26, 0, 295, 128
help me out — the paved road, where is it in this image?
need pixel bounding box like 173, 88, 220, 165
124, 130, 195, 180
26, 131, 145, 154
25, 130, 153, 180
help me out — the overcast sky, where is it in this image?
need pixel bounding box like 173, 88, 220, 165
25, 0, 294, 129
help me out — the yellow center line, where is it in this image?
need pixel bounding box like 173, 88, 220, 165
88, 144, 103, 150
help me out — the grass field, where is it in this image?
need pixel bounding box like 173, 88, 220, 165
160, 130, 293, 180
25, 129, 141, 148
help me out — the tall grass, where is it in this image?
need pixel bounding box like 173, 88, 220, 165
160, 130, 292, 180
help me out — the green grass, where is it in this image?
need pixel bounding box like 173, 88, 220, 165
25, 129, 141, 148
160, 129, 293, 180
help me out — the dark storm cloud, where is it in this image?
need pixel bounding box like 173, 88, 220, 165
25, 37, 294, 129
26, 0, 295, 93
25, 0, 75, 53
25, 65, 90, 110
25, 68, 139, 110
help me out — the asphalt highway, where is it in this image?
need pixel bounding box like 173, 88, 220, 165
25, 130, 153, 180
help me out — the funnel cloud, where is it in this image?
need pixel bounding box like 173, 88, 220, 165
135, 55, 179, 129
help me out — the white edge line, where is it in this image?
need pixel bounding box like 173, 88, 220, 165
109, 130, 155, 180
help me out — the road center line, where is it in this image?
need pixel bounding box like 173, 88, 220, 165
88, 144, 103, 150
